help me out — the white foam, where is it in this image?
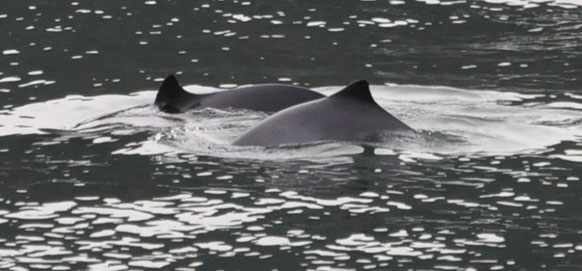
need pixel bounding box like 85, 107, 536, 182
1, 83, 580, 159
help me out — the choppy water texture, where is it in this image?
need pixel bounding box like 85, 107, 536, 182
1, 0, 582, 270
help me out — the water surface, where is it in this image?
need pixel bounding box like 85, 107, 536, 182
1, 0, 582, 270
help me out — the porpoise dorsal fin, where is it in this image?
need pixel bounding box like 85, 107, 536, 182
154, 75, 197, 113
330, 80, 374, 102
154, 75, 186, 106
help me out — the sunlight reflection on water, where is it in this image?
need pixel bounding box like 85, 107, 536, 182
1, 0, 582, 270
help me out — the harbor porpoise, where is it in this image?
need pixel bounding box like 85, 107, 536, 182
154, 75, 324, 113
233, 80, 414, 146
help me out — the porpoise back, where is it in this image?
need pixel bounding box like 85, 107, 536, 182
154, 75, 324, 113
233, 80, 414, 146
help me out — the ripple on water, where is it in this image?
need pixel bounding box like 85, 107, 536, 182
0, 173, 581, 270
5, 202, 76, 220
0, 41, 582, 270
1, 83, 581, 159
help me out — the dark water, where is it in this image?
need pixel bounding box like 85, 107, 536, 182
2, 0, 582, 270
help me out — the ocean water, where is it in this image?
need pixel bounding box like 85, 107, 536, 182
1, 0, 582, 270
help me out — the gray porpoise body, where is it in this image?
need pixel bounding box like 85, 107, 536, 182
154, 75, 324, 113
233, 80, 414, 146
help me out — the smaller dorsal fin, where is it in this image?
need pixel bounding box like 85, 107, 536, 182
154, 75, 198, 114
330, 80, 374, 102
154, 75, 184, 105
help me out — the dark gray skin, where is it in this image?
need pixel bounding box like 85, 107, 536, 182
233, 80, 414, 146
154, 75, 324, 113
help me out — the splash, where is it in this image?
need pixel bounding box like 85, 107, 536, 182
0, 83, 581, 160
